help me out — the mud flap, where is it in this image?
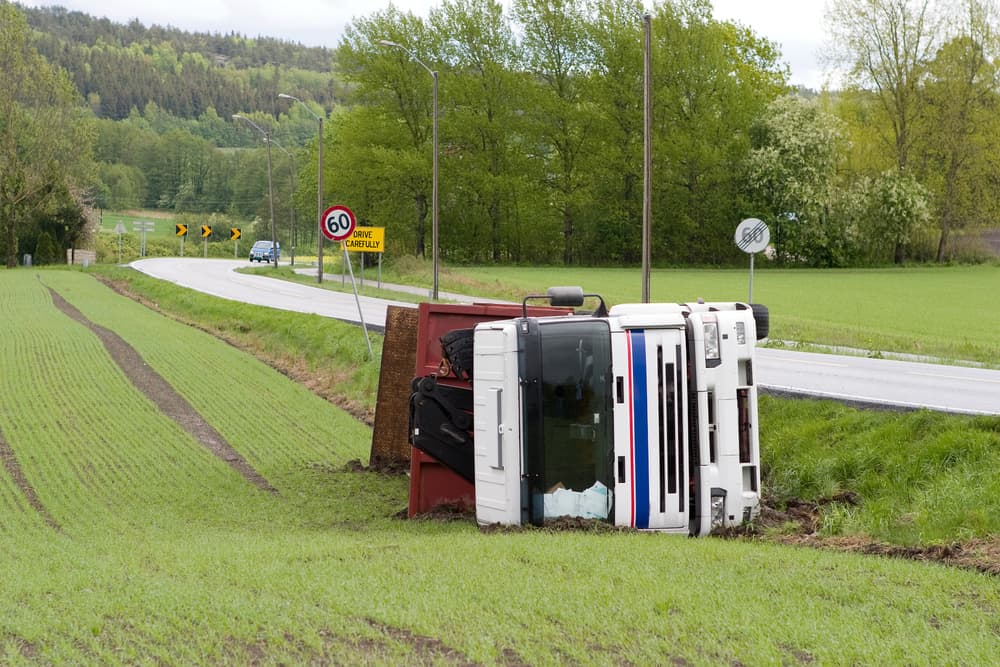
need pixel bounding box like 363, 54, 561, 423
409, 376, 475, 483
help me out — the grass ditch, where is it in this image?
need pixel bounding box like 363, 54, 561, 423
0, 265, 996, 664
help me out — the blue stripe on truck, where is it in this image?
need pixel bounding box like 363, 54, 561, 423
630, 330, 649, 529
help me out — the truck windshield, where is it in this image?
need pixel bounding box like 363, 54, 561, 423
524, 319, 614, 524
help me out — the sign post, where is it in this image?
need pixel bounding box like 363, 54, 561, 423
201, 225, 212, 258
230, 228, 241, 258
320, 205, 372, 359
344, 227, 386, 288
176, 223, 188, 256
734, 218, 770, 303
114, 222, 126, 264
133, 220, 154, 257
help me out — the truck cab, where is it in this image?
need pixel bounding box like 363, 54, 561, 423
471, 289, 764, 534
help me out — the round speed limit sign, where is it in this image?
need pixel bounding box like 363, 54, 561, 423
734, 217, 770, 254
320, 205, 356, 242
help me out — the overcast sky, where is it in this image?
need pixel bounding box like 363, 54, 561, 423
20, 1, 832, 89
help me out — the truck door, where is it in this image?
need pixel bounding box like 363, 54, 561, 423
613, 327, 688, 531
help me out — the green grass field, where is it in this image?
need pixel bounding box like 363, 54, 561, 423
0, 267, 998, 664
99, 210, 178, 238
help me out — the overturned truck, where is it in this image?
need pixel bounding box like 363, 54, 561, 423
403, 287, 768, 534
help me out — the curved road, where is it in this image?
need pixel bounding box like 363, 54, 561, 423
131, 258, 1000, 416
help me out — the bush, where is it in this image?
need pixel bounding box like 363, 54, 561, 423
34, 231, 62, 265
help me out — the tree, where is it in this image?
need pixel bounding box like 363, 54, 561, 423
430, 0, 532, 263
746, 95, 851, 266
916, 0, 1000, 261
33, 230, 61, 264
513, 0, 598, 265
825, 0, 945, 172
581, 0, 646, 265
856, 168, 933, 263
337, 6, 440, 259
652, 0, 786, 264
0, 2, 94, 267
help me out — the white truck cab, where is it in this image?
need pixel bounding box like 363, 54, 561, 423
471, 288, 764, 534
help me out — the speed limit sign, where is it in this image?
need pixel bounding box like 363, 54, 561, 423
321, 205, 356, 242
734, 218, 770, 254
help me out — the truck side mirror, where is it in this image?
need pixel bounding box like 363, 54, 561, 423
546, 286, 585, 307
522, 286, 607, 317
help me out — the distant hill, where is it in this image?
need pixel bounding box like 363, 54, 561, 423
19, 4, 341, 120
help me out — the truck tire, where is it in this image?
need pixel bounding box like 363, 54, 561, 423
750, 304, 769, 340
440, 328, 476, 380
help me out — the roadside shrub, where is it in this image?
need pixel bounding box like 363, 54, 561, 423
34, 231, 62, 265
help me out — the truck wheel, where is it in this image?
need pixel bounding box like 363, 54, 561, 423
750, 304, 769, 340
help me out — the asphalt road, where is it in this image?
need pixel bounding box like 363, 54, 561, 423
130, 257, 1000, 416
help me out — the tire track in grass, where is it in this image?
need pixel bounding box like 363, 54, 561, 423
0, 427, 61, 531
45, 286, 278, 494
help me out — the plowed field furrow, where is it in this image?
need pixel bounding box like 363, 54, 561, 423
138, 344, 368, 467
45, 285, 278, 494
0, 326, 181, 518
42, 273, 370, 485
0, 428, 61, 531
0, 274, 275, 530
0, 466, 45, 534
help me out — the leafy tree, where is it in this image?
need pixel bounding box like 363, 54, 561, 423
33, 230, 61, 264
652, 0, 786, 264
856, 168, 933, 263
337, 6, 440, 258
0, 2, 94, 267
746, 95, 851, 266
580, 0, 646, 265
915, 1, 1000, 261
96, 162, 146, 210
826, 0, 946, 171
431, 0, 532, 263
513, 0, 597, 265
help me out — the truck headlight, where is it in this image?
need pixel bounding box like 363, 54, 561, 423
711, 490, 726, 529
704, 322, 720, 361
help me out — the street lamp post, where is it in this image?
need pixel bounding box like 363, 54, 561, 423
267, 137, 297, 267
378, 39, 439, 300
233, 114, 278, 269
278, 93, 325, 283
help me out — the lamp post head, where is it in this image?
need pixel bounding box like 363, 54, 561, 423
378, 39, 401, 48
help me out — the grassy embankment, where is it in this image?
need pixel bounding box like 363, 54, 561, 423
0, 266, 997, 664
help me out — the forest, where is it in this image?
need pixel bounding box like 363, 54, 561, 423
3, 0, 1000, 269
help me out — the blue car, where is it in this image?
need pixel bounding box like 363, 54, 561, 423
249, 240, 280, 263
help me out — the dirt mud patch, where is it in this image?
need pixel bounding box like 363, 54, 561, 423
724, 495, 1000, 576
364, 618, 500, 666
47, 286, 276, 494
0, 430, 61, 531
